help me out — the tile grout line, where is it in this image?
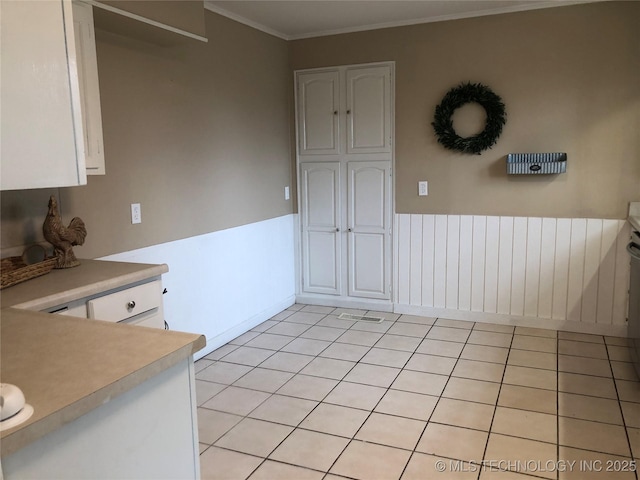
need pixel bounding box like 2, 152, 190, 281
200, 342, 631, 414
556, 333, 560, 479
250, 306, 383, 478
478, 327, 516, 479
234, 307, 347, 480
197, 309, 332, 478
339, 315, 439, 479
396, 319, 479, 479
606, 338, 639, 480
313, 313, 440, 476
196, 305, 639, 479
298, 310, 409, 477
209, 338, 628, 387
205, 330, 547, 423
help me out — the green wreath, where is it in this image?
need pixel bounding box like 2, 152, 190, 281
432, 82, 506, 155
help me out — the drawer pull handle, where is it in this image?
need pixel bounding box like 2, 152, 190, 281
127, 301, 136, 310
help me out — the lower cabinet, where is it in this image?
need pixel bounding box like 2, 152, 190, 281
87, 280, 164, 328
2, 358, 200, 480
46, 279, 165, 329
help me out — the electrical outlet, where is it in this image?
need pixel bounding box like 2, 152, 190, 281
418, 181, 428, 196
284, 186, 290, 200
131, 203, 141, 224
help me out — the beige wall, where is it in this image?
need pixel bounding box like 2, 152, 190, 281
3, 3, 638, 258
0, 10, 293, 258
0, 189, 59, 255
290, 1, 640, 218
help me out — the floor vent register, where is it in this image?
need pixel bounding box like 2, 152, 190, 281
337, 313, 384, 323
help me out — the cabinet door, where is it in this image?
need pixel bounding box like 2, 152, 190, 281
347, 161, 391, 299
73, 1, 106, 175
0, 0, 87, 190
297, 71, 340, 156
346, 66, 392, 155
300, 163, 342, 295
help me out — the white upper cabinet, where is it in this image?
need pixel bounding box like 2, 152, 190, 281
296, 64, 392, 158
73, 1, 105, 175
346, 66, 392, 155
297, 70, 341, 156
1, 0, 105, 191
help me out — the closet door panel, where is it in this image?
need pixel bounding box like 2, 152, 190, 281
297, 71, 340, 155
347, 161, 391, 299
346, 66, 392, 155
300, 163, 342, 295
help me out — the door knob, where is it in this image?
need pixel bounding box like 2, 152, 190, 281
335, 228, 340, 232
127, 301, 136, 310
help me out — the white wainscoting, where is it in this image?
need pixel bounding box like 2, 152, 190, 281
395, 214, 631, 336
100, 214, 296, 359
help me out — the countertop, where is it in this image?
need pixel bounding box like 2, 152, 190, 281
0, 260, 205, 458
0, 259, 168, 310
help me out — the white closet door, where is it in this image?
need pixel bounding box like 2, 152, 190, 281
300, 163, 342, 295
347, 161, 391, 299
297, 70, 340, 155
346, 66, 392, 155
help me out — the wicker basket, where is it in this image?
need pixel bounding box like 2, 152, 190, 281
1, 245, 57, 290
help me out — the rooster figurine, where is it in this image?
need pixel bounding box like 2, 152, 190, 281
43, 195, 87, 268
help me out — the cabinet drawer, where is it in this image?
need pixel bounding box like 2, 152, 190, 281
88, 280, 161, 322
54, 303, 88, 318
121, 310, 165, 329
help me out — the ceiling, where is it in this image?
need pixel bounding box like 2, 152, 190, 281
204, 0, 594, 40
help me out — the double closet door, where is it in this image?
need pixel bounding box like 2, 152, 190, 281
296, 63, 394, 301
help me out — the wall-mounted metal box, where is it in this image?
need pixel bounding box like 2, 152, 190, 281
506, 153, 567, 175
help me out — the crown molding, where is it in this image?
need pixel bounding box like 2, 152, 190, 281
204, 0, 600, 42
204, 2, 290, 40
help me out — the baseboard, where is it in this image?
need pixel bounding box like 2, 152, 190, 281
394, 304, 629, 337
295, 294, 393, 312
195, 295, 296, 360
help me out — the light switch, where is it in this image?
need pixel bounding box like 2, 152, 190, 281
131, 203, 141, 224
284, 186, 290, 200
418, 181, 428, 196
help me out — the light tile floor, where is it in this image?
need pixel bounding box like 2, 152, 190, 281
195, 304, 640, 480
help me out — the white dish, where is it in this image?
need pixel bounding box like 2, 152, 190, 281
1, 383, 26, 420
0, 403, 34, 431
